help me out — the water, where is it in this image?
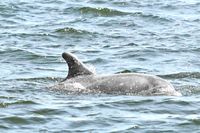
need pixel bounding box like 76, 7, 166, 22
1, 0, 200, 132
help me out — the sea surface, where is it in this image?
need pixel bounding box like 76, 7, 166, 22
1, 0, 200, 132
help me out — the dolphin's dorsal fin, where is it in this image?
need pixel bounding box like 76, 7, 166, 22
62, 52, 94, 79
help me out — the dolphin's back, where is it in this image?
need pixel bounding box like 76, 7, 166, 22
54, 73, 181, 96
85, 73, 180, 96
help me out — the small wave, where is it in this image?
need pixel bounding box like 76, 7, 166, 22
0, 48, 57, 63
116, 70, 132, 74
123, 43, 139, 46
2, 116, 29, 125
161, 4, 177, 10
179, 118, 200, 126
83, 49, 102, 54
111, 99, 154, 106
133, 12, 173, 22
1, 48, 40, 58
86, 58, 107, 64
2, 116, 47, 125
31, 108, 64, 115
0, 100, 37, 108
55, 27, 91, 35
12, 77, 62, 82
190, 119, 200, 125
159, 72, 200, 79
157, 99, 190, 105
0, 125, 8, 129
0, 96, 15, 99
79, 7, 129, 16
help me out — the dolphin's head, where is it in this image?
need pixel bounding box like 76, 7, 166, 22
62, 52, 94, 80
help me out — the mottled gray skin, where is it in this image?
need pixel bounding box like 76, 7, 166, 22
52, 52, 181, 96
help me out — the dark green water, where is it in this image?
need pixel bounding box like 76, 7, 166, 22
1, 0, 200, 132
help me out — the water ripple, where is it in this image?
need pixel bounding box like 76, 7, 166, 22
55, 27, 91, 35
159, 72, 200, 79
0, 100, 37, 108
78, 6, 130, 16
133, 12, 174, 23
31, 108, 65, 116
1, 0, 200, 132
2, 116, 29, 125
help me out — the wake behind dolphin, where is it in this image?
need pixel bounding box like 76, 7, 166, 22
51, 52, 181, 96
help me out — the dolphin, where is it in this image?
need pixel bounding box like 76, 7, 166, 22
51, 52, 181, 96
